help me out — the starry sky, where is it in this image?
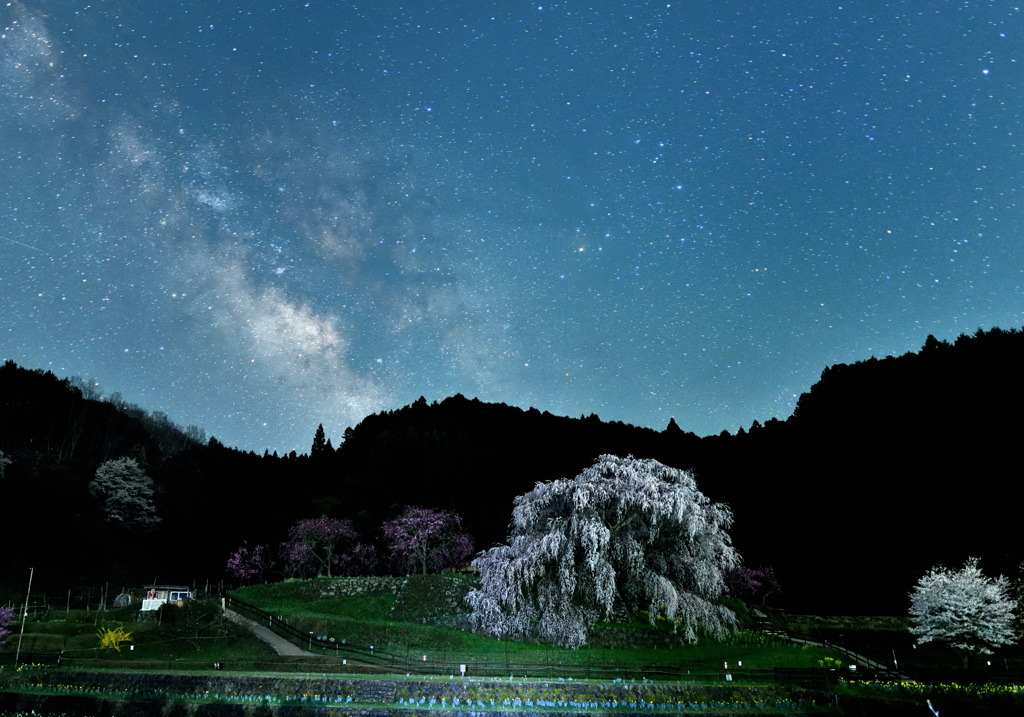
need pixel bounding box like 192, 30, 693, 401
2, 1, 1022, 454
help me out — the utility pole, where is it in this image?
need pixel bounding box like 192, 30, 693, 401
15, 567, 34, 668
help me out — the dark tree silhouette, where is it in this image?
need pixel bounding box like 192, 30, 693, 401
311, 424, 327, 457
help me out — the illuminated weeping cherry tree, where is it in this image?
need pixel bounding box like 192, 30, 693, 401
466, 455, 739, 648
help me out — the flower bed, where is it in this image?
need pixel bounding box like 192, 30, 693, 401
2, 667, 822, 714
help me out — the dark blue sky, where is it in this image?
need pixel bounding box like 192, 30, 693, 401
2, 1, 1021, 453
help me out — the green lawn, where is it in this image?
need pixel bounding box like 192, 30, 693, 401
230, 575, 843, 676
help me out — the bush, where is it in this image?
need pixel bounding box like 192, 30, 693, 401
161, 599, 231, 651
97, 625, 133, 651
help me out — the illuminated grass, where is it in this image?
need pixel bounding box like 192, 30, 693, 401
232, 577, 840, 674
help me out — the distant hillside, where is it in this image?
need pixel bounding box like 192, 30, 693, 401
2, 327, 1021, 614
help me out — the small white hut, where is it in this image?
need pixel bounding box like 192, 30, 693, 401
141, 585, 194, 611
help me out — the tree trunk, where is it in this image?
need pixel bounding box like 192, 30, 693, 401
614, 583, 635, 623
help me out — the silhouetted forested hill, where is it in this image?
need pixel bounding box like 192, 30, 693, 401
326, 395, 701, 547
2, 327, 1021, 614
731, 327, 1024, 614
0, 360, 307, 596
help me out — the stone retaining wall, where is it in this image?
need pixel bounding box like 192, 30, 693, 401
307, 577, 407, 599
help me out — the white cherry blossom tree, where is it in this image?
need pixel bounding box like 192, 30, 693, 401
909, 557, 1016, 667
466, 454, 739, 648
91, 456, 160, 531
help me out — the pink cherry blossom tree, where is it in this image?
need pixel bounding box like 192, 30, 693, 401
724, 565, 781, 605
226, 543, 272, 583
0, 605, 13, 648
382, 506, 474, 575
279, 516, 358, 578
338, 542, 380, 576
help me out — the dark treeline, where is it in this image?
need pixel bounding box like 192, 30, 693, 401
1, 326, 1021, 615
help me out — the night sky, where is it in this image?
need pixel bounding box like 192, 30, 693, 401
2, 1, 1022, 454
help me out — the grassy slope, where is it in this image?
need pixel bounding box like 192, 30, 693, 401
232, 575, 842, 673
0, 602, 279, 668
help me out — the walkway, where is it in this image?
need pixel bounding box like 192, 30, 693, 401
224, 608, 321, 657
753, 608, 905, 677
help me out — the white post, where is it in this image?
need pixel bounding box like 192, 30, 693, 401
14, 567, 34, 668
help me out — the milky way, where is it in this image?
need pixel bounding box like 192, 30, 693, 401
2, 0, 1021, 452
